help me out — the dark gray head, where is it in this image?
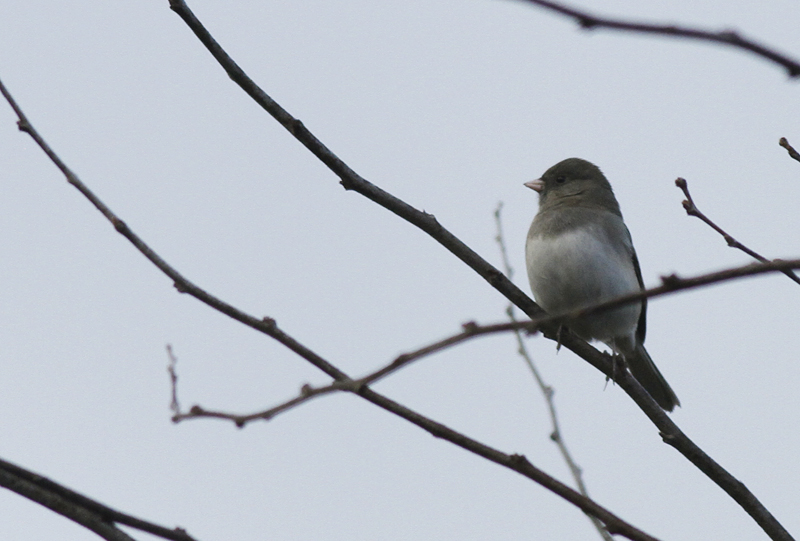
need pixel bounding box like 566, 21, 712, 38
525, 158, 621, 216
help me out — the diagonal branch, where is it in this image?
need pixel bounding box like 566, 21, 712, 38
518, 0, 800, 78
170, 320, 530, 425
160, 4, 794, 540
165, 0, 540, 321
0, 77, 657, 541
171, 257, 800, 427
675, 177, 800, 286
0, 457, 198, 541
0, 80, 347, 385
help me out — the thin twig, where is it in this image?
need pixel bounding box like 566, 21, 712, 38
586, 259, 800, 317
172, 320, 535, 425
0, 76, 349, 385
174, 251, 800, 427
494, 203, 613, 541
675, 177, 800, 286
779, 137, 800, 163
0, 75, 658, 541
519, 0, 800, 78
173, 380, 354, 426
167, 345, 181, 416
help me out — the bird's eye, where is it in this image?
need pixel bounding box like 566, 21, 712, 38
555, 176, 566, 184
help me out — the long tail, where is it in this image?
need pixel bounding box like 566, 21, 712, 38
627, 344, 680, 412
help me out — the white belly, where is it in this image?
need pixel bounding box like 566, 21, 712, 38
525, 228, 641, 342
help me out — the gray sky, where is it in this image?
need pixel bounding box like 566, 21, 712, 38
1, 1, 799, 540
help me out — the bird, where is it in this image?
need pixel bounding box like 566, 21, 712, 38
524, 157, 680, 411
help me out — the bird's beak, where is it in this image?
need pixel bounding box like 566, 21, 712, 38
524, 178, 544, 192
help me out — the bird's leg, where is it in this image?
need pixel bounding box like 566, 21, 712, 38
555, 324, 564, 352
605, 343, 633, 390
606, 346, 624, 388
602, 352, 617, 390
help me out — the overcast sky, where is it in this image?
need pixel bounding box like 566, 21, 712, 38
1, 1, 799, 540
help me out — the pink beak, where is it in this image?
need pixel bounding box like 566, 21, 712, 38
524, 178, 544, 193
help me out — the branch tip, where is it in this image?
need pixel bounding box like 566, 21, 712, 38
674, 172, 800, 285
778, 137, 800, 163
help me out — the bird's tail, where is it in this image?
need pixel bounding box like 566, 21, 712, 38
627, 344, 680, 412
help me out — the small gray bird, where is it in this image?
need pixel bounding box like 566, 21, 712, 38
525, 158, 679, 411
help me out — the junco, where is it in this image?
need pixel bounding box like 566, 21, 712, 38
524, 158, 679, 411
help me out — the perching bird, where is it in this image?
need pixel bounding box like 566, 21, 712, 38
524, 158, 680, 411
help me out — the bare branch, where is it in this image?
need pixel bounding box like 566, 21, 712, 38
0, 76, 656, 541
355, 388, 662, 541
675, 177, 800, 286
171, 320, 534, 425
369, 257, 800, 387
0, 77, 348, 386
779, 137, 800, 163
176, 257, 800, 424
165, 0, 539, 320
553, 258, 800, 326
160, 4, 795, 531
0, 457, 198, 541
4, 2, 796, 536
173, 380, 355, 426
518, 0, 800, 78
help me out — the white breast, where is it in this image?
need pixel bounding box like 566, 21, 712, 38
525, 227, 641, 342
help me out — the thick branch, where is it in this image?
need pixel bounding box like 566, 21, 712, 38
519, 0, 800, 78
0, 458, 197, 541
356, 388, 661, 541
165, 0, 538, 319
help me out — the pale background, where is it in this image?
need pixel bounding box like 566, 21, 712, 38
1, 1, 799, 540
